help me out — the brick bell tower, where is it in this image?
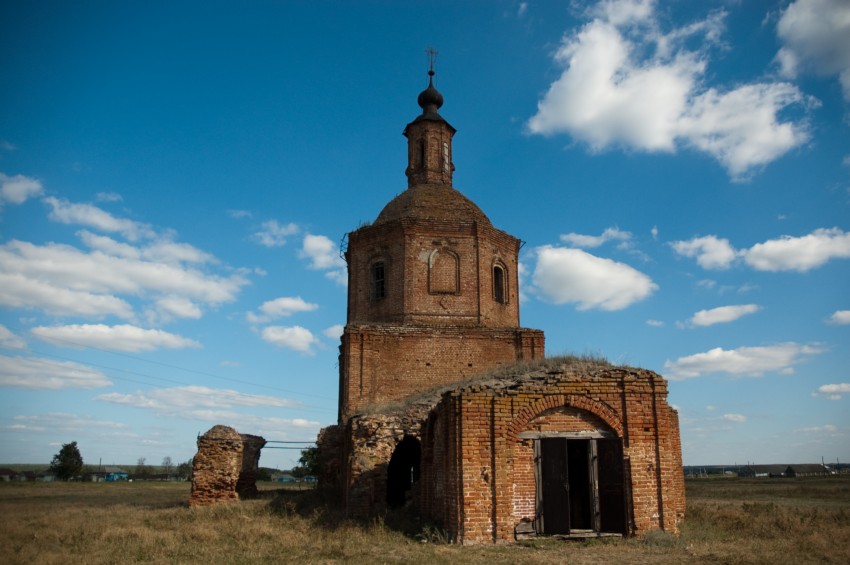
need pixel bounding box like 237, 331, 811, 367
338, 64, 545, 421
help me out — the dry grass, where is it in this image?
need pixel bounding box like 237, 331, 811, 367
1, 476, 848, 564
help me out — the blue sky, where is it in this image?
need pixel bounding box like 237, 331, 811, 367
1, 0, 848, 470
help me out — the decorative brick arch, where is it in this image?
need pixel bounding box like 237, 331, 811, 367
507, 394, 624, 441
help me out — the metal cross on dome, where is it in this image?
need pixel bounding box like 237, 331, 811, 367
426, 47, 439, 73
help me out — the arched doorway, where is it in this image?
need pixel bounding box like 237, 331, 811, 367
386, 435, 421, 508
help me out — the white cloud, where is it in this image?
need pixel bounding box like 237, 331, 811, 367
0, 354, 111, 389
153, 296, 202, 321
299, 234, 347, 285
664, 342, 823, 380
96, 385, 298, 411
0, 238, 248, 319
95, 192, 122, 203
261, 325, 319, 354
31, 324, 200, 352
300, 234, 345, 269
247, 296, 318, 324
560, 227, 632, 248
688, 304, 760, 327
527, 1, 814, 179
671, 236, 737, 269
9, 413, 128, 433
646, 319, 664, 327
0, 173, 43, 205
323, 324, 344, 339
812, 383, 850, 400
795, 424, 838, 433
722, 413, 747, 423
532, 245, 657, 310
743, 228, 850, 272
253, 220, 298, 247
43, 196, 154, 241
775, 0, 850, 100
828, 310, 850, 325
228, 209, 252, 219
0, 325, 26, 350
0, 271, 135, 319
673, 228, 850, 272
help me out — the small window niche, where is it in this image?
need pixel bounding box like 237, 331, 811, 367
370, 260, 386, 302
429, 249, 459, 294
493, 263, 507, 304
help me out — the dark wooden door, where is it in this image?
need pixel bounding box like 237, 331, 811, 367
540, 438, 569, 534
597, 439, 627, 533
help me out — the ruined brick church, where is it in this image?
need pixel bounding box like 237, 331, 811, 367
316, 68, 685, 544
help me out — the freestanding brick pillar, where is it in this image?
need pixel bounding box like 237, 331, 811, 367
190, 425, 243, 506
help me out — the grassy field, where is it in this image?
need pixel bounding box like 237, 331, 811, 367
1, 476, 848, 564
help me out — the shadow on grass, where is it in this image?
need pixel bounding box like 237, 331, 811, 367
265, 488, 449, 542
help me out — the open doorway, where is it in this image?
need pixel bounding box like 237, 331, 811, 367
536, 437, 626, 536
386, 435, 421, 508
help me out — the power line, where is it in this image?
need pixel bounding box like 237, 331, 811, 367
26, 333, 337, 402
26, 347, 336, 415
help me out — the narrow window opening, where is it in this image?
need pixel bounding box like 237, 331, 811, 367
370, 261, 385, 302
493, 265, 506, 304
418, 140, 425, 168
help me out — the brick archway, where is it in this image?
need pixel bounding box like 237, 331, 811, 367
507, 394, 624, 442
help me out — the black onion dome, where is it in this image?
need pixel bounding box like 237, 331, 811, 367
417, 71, 444, 114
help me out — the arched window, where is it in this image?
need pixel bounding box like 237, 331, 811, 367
370, 261, 386, 302
493, 264, 507, 304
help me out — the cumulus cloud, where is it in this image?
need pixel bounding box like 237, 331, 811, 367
0, 238, 248, 320
31, 324, 200, 352
0, 325, 26, 350
300, 234, 345, 269
527, 0, 814, 180
688, 304, 760, 327
261, 325, 319, 354
560, 227, 632, 248
531, 245, 657, 310
775, 0, 850, 100
742, 228, 850, 272
253, 220, 298, 247
646, 319, 664, 327
0, 173, 43, 205
670, 236, 737, 269
722, 413, 747, 423
0, 354, 112, 389
672, 228, 850, 272
828, 310, 850, 325
44, 196, 154, 241
664, 342, 823, 380
323, 324, 344, 339
151, 296, 203, 323
299, 234, 347, 284
246, 296, 318, 324
812, 383, 850, 400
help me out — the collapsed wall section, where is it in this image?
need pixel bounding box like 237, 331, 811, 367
189, 425, 267, 506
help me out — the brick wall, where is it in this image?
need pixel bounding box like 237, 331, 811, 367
418, 368, 686, 544
339, 324, 544, 419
